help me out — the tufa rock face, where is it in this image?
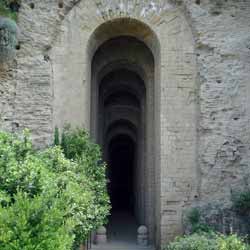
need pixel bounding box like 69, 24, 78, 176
0, 0, 249, 246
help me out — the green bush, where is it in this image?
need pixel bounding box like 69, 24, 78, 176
0, 192, 75, 250
232, 190, 250, 216
186, 208, 212, 234
55, 126, 111, 246
187, 208, 200, 225
0, 128, 110, 249
217, 234, 248, 250
166, 233, 249, 250
166, 233, 217, 250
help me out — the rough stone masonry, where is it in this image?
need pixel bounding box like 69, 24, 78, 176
0, 0, 250, 249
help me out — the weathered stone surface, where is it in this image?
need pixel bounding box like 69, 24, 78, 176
0, 0, 249, 248
183, 203, 250, 237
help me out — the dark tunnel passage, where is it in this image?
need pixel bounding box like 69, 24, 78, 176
108, 134, 136, 214
90, 34, 156, 242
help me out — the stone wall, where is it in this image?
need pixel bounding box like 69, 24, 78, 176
184, 0, 250, 209
184, 204, 250, 237
0, 0, 249, 248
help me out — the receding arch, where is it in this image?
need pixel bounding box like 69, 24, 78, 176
100, 68, 146, 104
105, 119, 138, 147
89, 18, 160, 245
104, 91, 140, 108
87, 18, 160, 61
97, 60, 148, 86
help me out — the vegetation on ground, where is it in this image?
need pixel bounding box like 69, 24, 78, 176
171, 204, 250, 250
166, 233, 249, 250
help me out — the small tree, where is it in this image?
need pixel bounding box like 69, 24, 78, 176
0, 128, 110, 249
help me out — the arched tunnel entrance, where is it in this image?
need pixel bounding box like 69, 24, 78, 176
90, 31, 156, 244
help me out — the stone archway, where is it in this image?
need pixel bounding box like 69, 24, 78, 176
90, 34, 156, 243
51, 2, 198, 246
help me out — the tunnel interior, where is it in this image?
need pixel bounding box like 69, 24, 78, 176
99, 68, 144, 240
91, 34, 155, 242
100, 68, 144, 217
100, 68, 143, 241
108, 134, 135, 214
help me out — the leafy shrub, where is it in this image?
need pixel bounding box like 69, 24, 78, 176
217, 234, 248, 250
166, 233, 249, 250
186, 208, 212, 234
60, 125, 94, 160
56, 126, 111, 247
166, 233, 217, 250
0, 128, 110, 249
232, 190, 250, 216
0, 192, 75, 250
187, 208, 200, 225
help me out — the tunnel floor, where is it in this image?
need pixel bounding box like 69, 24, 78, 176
106, 134, 138, 243
107, 211, 137, 243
